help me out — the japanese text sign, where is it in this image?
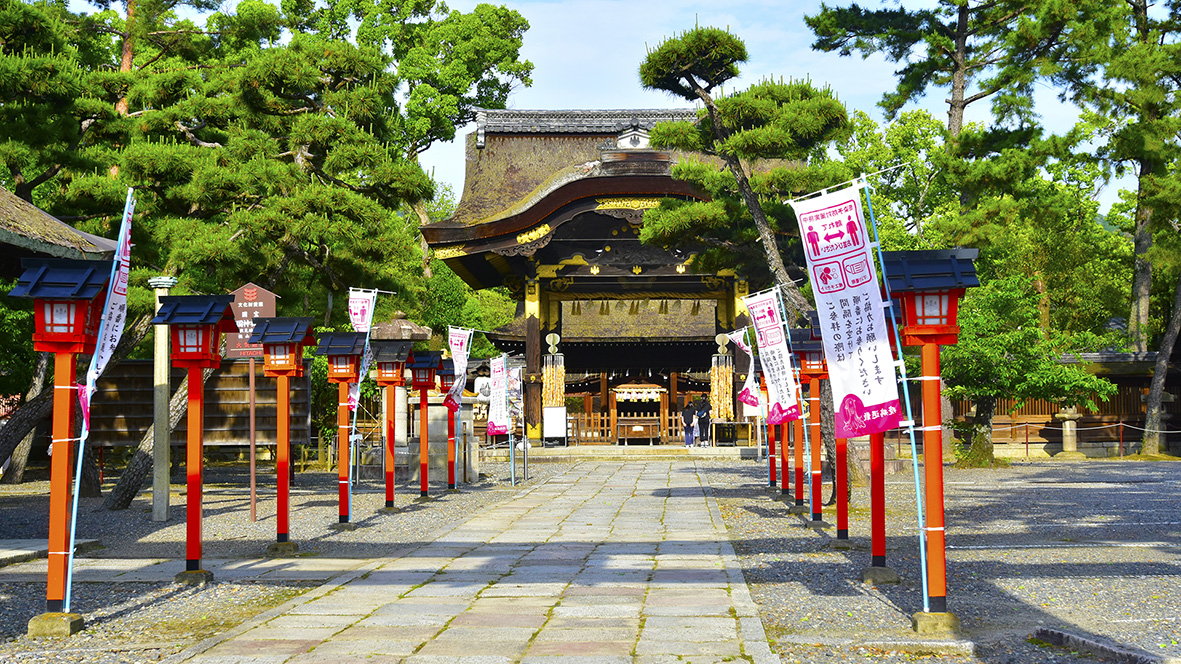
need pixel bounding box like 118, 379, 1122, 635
740, 290, 801, 425
790, 185, 900, 437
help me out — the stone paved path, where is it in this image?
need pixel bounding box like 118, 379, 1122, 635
177, 461, 776, 664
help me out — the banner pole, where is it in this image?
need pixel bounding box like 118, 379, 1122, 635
65, 187, 134, 612
863, 183, 930, 612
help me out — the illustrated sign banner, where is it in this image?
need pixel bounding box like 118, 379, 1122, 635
726, 329, 760, 408
487, 354, 509, 436
444, 327, 473, 412
740, 290, 801, 425
790, 185, 900, 437
346, 288, 377, 411
79, 188, 135, 431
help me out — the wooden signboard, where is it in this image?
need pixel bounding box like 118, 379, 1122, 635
226, 283, 277, 359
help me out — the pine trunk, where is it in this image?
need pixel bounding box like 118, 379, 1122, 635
1, 352, 49, 484
1130, 180, 1155, 352
1142, 268, 1181, 455
75, 403, 102, 497
946, 4, 969, 138
102, 363, 216, 510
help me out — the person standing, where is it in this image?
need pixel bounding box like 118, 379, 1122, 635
697, 400, 712, 447
682, 402, 696, 447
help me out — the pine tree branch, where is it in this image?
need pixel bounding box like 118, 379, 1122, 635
175, 120, 222, 148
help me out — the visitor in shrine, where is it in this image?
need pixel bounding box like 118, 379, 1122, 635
697, 400, 712, 447
682, 403, 697, 447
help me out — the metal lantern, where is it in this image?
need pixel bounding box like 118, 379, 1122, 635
407, 351, 442, 389
372, 340, 412, 387
10, 258, 110, 354
248, 318, 316, 377
315, 332, 367, 384
153, 295, 236, 368
880, 249, 980, 347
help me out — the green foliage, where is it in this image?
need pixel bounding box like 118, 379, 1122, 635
942, 275, 1116, 412
639, 26, 746, 99
0, 280, 35, 396
638, 28, 852, 289
806, 0, 1107, 131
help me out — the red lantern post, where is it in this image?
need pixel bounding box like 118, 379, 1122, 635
882, 249, 979, 629
372, 340, 411, 511
153, 295, 236, 584
437, 360, 459, 491
11, 259, 108, 635
792, 330, 829, 527
760, 376, 776, 488
408, 351, 442, 498
316, 333, 367, 529
250, 318, 315, 553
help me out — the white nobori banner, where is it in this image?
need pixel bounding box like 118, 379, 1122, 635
740, 290, 801, 425
726, 329, 760, 408
444, 327, 473, 412
790, 185, 900, 437
487, 354, 509, 436
79, 188, 135, 432
346, 288, 377, 411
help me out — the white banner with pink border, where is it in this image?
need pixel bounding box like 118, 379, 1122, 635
740, 291, 801, 425
789, 185, 900, 437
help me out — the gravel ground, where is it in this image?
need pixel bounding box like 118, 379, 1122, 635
698, 458, 1181, 664
3, 456, 1179, 664
0, 458, 574, 663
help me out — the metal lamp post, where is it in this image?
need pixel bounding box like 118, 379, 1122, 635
10, 258, 108, 636
249, 317, 316, 554
316, 332, 367, 529
882, 249, 979, 626
372, 340, 411, 512
151, 295, 236, 584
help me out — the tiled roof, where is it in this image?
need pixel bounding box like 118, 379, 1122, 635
476, 108, 697, 138
881, 249, 980, 293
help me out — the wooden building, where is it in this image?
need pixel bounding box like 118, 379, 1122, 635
422, 109, 753, 444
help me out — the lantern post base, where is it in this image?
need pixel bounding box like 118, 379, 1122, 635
911, 611, 960, 636
28, 612, 84, 637
174, 569, 214, 586
829, 537, 855, 550
378, 505, 401, 514
328, 521, 358, 532
1053, 450, 1087, 460
807, 519, 831, 531
787, 504, 808, 515
266, 541, 299, 557
861, 565, 901, 585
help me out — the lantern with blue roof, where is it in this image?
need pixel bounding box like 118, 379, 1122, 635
249, 318, 315, 377
11, 258, 110, 355
153, 295, 236, 368
407, 350, 443, 497
8, 258, 111, 626
248, 317, 317, 553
